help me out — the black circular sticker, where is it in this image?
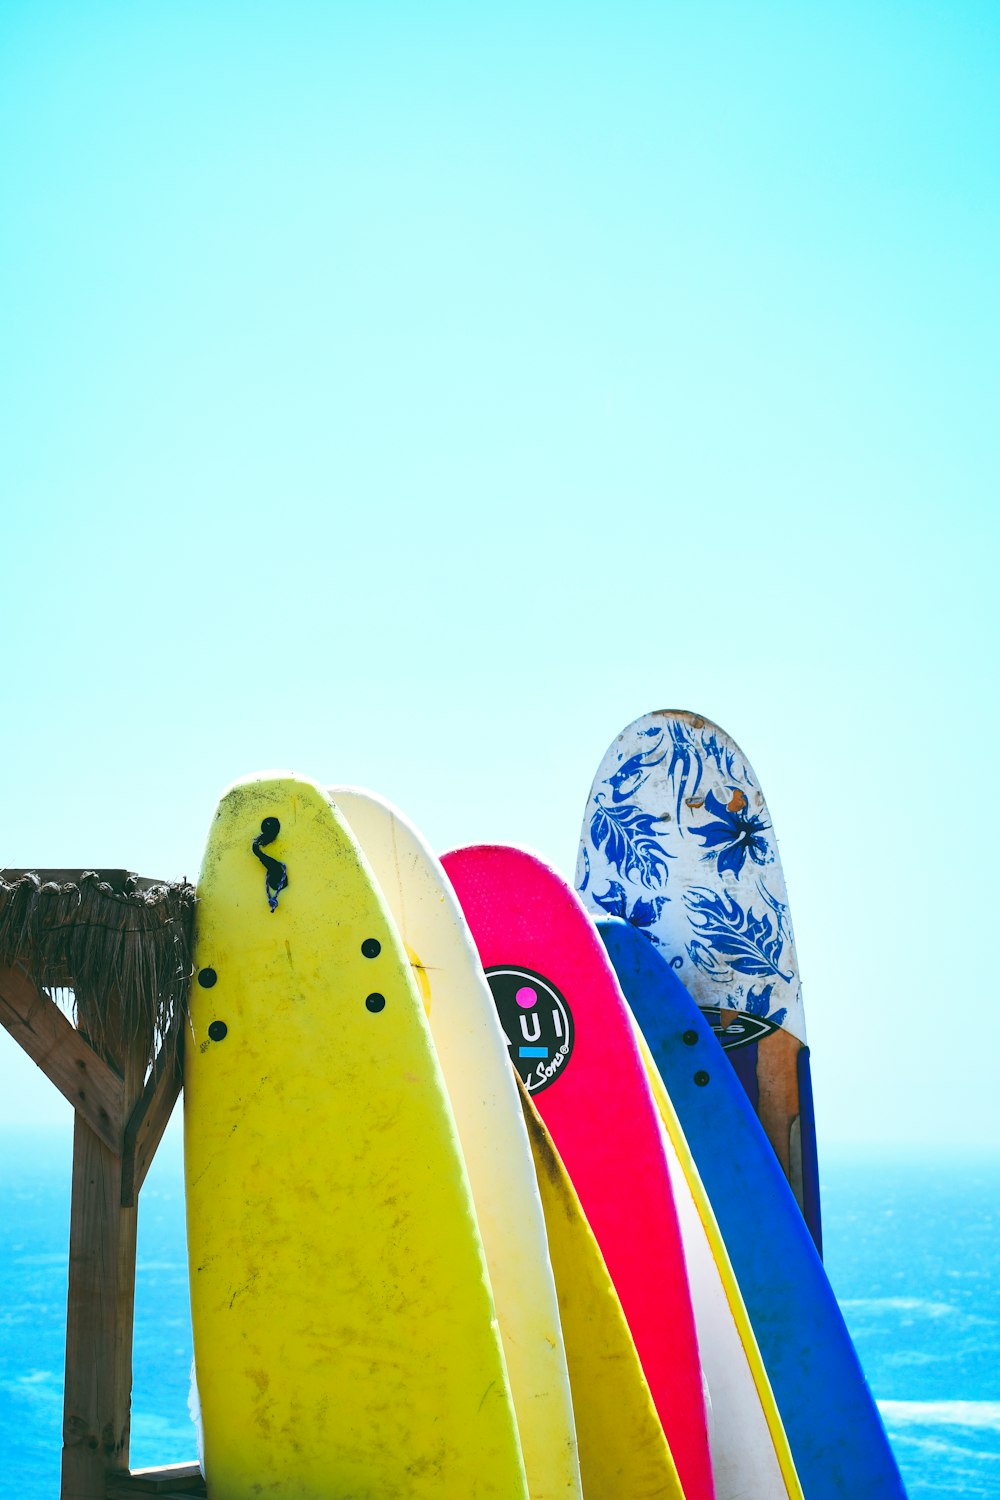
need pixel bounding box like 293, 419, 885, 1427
485, 965, 574, 1095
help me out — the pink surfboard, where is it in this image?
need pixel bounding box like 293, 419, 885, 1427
442, 844, 715, 1500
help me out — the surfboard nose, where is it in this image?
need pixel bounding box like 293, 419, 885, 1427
185, 775, 529, 1500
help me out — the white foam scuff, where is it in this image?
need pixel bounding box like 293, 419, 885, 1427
878, 1401, 1000, 1431
842, 1298, 958, 1318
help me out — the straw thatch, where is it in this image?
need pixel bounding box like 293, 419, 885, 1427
0, 871, 196, 1068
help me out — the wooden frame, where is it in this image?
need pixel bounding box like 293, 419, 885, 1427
0, 910, 198, 1500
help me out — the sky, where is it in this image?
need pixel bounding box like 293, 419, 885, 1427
1, 1, 997, 1151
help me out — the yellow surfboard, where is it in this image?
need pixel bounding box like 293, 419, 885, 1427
184, 774, 529, 1500
515, 1075, 684, 1500
330, 786, 583, 1500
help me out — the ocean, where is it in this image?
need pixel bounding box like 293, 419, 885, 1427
1, 1124, 997, 1499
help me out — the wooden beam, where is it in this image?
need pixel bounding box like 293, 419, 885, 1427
106, 1462, 204, 1495
0, 964, 124, 1151
121, 1026, 184, 1209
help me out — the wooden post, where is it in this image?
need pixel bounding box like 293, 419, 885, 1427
61, 1105, 140, 1498
0, 961, 185, 1500
60, 990, 148, 1500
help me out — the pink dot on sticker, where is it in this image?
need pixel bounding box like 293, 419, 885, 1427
515, 986, 538, 1008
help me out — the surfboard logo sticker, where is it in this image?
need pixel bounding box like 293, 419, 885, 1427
485, 967, 575, 1094
701, 1007, 779, 1050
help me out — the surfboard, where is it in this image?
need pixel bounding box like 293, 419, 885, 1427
576, 709, 822, 1253
184, 774, 529, 1500
442, 842, 715, 1500
514, 1072, 683, 1500
601, 916, 906, 1500
592, 928, 802, 1500
329, 786, 583, 1500
583, 917, 802, 1500
646, 1050, 803, 1500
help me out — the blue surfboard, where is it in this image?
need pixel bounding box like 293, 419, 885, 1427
599, 916, 906, 1500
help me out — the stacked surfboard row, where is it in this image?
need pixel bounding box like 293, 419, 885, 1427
184, 710, 907, 1500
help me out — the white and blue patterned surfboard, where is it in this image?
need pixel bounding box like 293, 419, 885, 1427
576, 710, 822, 1253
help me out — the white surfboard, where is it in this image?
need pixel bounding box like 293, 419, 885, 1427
576, 709, 821, 1250
331, 787, 583, 1500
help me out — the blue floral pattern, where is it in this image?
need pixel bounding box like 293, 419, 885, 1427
606, 731, 668, 804
689, 788, 772, 877
591, 880, 669, 942
662, 719, 749, 828
588, 793, 673, 890
575, 710, 804, 1042
745, 983, 786, 1027
684, 882, 794, 983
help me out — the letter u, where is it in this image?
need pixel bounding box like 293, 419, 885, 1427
520, 1012, 541, 1043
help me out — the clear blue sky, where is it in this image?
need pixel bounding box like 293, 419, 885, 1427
1, 2, 997, 1150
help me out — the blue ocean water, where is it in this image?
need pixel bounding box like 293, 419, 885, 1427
822, 1149, 1000, 1498
0, 1126, 997, 1498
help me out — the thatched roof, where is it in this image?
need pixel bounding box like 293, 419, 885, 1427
0, 869, 196, 1068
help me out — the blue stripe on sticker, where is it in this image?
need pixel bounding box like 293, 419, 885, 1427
519, 1046, 548, 1058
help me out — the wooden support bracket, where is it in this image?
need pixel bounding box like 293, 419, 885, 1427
0, 963, 125, 1150
121, 1023, 184, 1209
